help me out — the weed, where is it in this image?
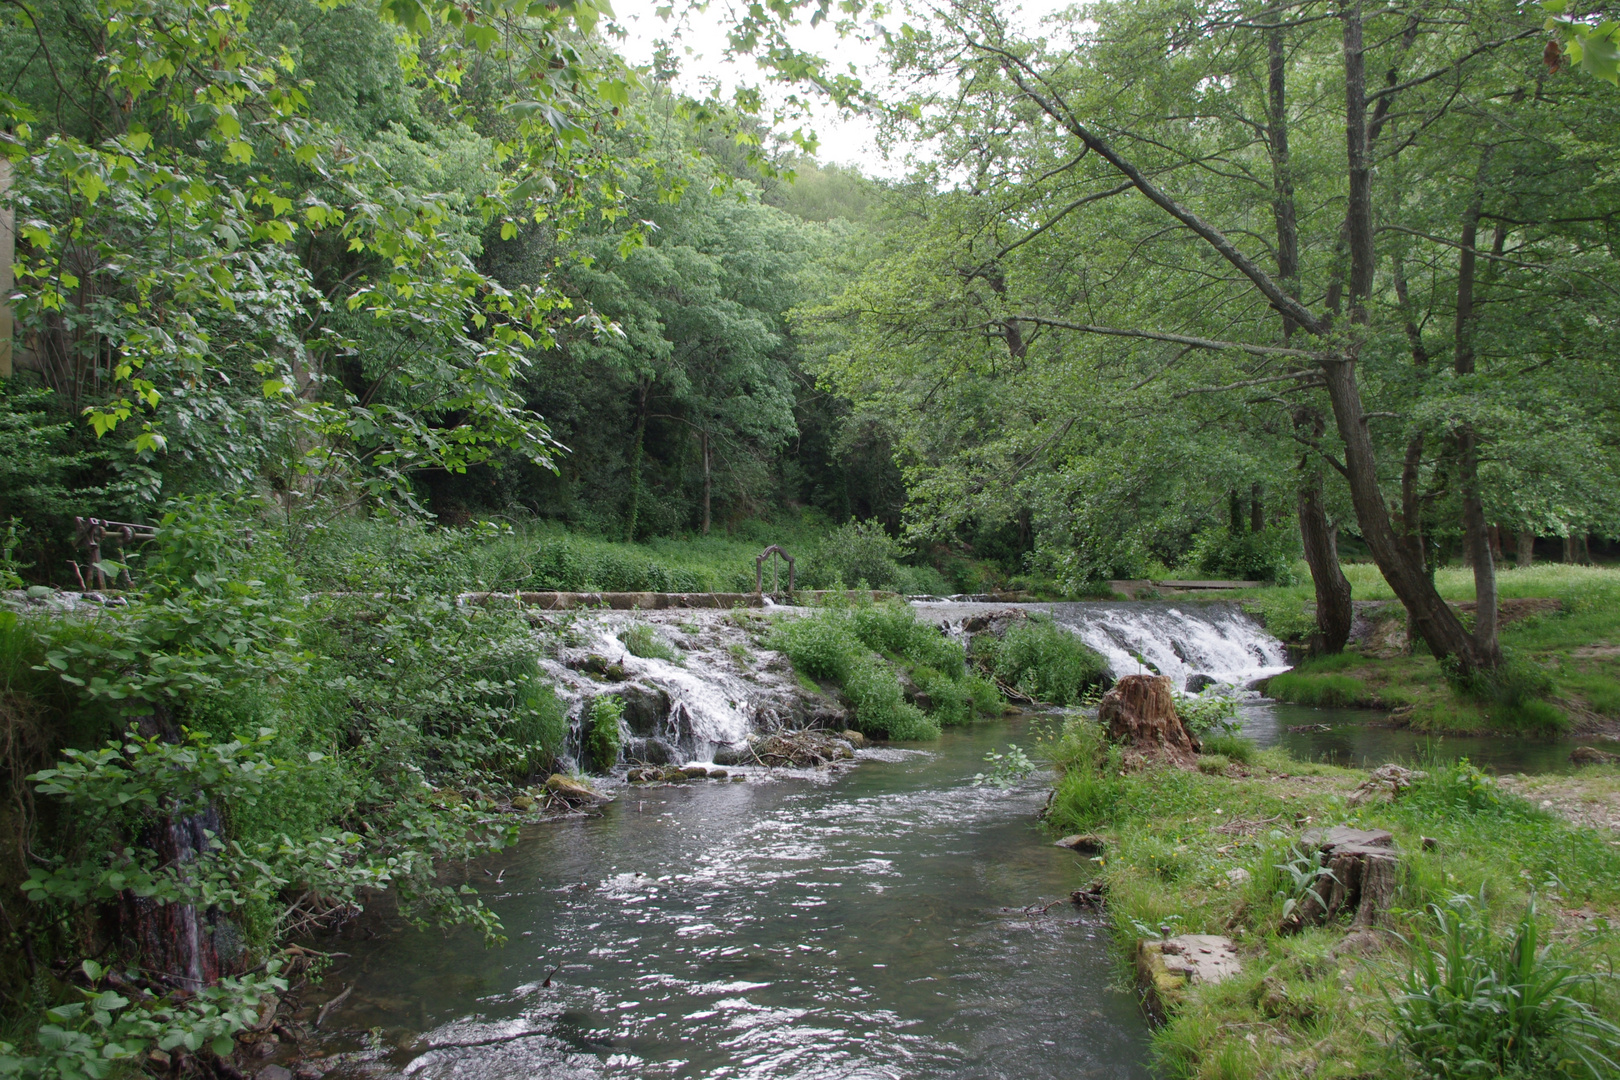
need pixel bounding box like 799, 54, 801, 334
1176, 693, 1243, 738
972, 744, 1034, 788
585, 695, 624, 773
619, 623, 679, 662
1197, 754, 1231, 775
1390, 897, 1620, 1079
1266, 671, 1372, 707
1201, 734, 1256, 764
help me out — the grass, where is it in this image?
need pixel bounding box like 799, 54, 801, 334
619, 622, 680, 662
1040, 719, 1620, 1079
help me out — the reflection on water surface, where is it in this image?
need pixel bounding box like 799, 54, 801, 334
315, 719, 1151, 1080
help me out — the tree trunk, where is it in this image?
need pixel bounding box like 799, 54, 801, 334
1564, 533, 1577, 564
1299, 471, 1353, 655
700, 429, 712, 536
1454, 150, 1500, 665
1517, 530, 1535, 568
625, 393, 647, 542
1341, 1, 1375, 324
1228, 489, 1245, 533
1250, 482, 1264, 534
1321, 357, 1480, 666
1267, 29, 1351, 655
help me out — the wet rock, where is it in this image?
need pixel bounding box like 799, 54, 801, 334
1099, 674, 1201, 768
659, 768, 688, 783
711, 745, 747, 767
294, 1065, 326, 1080
259, 1067, 293, 1080
574, 654, 629, 681
1135, 935, 1242, 1021
841, 729, 869, 749
1287, 723, 1332, 734
708, 767, 728, 778
545, 774, 609, 806
614, 685, 673, 736
1054, 833, 1105, 854
681, 765, 711, 779
510, 795, 535, 811
1184, 673, 1218, 694
1571, 746, 1619, 765
624, 736, 677, 765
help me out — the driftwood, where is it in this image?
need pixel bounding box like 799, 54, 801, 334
1281, 826, 1399, 933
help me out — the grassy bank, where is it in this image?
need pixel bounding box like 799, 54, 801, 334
1240, 564, 1620, 734
1042, 720, 1620, 1078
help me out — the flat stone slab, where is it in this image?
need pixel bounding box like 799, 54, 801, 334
1135, 934, 1241, 1020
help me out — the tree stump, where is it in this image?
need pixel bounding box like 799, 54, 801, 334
1098, 674, 1201, 768
1281, 826, 1399, 933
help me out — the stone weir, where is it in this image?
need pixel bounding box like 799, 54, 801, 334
534, 606, 851, 769
462, 589, 894, 610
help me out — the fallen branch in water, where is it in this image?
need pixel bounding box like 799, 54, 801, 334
314, 983, 352, 1030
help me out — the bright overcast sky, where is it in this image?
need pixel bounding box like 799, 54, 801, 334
606, 0, 1078, 179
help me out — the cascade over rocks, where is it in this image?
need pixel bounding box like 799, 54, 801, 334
1098, 674, 1201, 768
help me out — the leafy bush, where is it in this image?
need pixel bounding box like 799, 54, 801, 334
800, 519, 933, 592
1188, 524, 1300, 585
1175, 693, 1243, 738
989, 617, 1110, 706
585, 695, 624, 772
1390, 898, 1620, 1079
768, 602, 994, 738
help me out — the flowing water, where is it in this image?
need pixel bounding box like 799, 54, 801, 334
917, 600, 1290, 691
312, 719, 1152, 1080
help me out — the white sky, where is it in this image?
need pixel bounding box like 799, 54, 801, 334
605, 0, 1077, 179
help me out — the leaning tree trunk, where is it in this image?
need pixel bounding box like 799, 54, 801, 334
1299, 470, 1353, 655
1332, 3, 1484, 671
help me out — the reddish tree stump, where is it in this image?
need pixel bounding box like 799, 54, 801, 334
1098, 674, 1201, 768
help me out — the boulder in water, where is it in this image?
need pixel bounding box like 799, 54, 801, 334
841, 729, 869, 749
1571, 746, 1619, 765
545, 774, 609, 806
1098, 674, 1201, 768
1184, 673, 1218, 693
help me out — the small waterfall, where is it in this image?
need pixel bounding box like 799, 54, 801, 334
540, 610, 814, 767
1044, 602, 1288, 689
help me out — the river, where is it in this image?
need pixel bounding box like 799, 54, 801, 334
310, 717, 1152, 1080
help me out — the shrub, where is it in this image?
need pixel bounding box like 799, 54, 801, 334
1390, 898, 1620, 1080
802, 519, 906, 591
767, 604, 991, 737
989, 617, 1110, 706
1175, 693, 1242, 738
1442, 652, 1565, 733
585, 695, 624, 773
1188, 524, 1300, 584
